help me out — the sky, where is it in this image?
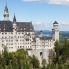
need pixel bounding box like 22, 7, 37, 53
0, 0, 69, 31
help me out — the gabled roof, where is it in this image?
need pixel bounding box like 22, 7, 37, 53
0, 21, 13, 32
17, 22, 34, 32
0, 21, 34, 32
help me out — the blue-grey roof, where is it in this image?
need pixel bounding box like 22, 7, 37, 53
0, 21, 34, 32
53, 21, 58, 24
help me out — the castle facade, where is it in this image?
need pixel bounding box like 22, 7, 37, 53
0, 5, 59, 65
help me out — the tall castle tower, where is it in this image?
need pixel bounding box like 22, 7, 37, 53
3, 4, 9, 21
52, 21, 59, 41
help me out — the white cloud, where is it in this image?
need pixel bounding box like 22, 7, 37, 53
22, 0, 69, 5
49, 0, 62, 4
49, 0, 69, 4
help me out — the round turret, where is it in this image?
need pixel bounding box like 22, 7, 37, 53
52, 21, 59, 41
3, 5, 9, 21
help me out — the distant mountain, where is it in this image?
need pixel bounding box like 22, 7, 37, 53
35, 30, 69, 39
35, 30, 52, 37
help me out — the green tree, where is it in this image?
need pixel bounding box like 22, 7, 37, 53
42, 59, 46, 69
54, 40, 63, 64
31, 55, 40, 69
62, 39, 69, 65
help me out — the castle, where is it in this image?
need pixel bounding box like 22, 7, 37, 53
0, 5, 59, 65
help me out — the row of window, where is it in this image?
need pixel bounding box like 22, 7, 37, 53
8, 46, 31, 49
36, 45, 52, 47
4, 46, 32, 50
1, 36, 32, 39
18, 46, 31, 48
1, 32, 33, 35
2, 42, 32, 45
2, 39, 32, 42
41, 43, 53, 45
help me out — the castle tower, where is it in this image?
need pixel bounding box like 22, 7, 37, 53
52, 21, 59, 41
3, 4, 9, 21
13, 14, 17, 32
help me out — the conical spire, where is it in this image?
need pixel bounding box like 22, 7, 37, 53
4, 4, 8, 13
13, 14, 16, 22
13, 14, 17, 32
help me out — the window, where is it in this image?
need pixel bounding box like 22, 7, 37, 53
2, 33, 4, 34
18, 46, 19, 48
40, 52, 42, 56
22, 33, 23, 34
26, 38, 29, 41
2, 40, 4, 42
2, 37, 4, 39
5, 37, 7, 38
11, 47, 13, 49
19, 33, 20, 34
20, 46, 21, 48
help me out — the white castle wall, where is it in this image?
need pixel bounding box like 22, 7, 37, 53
0, 5, 60, 66
0, 32, 35, 52
0, 22, 59, 66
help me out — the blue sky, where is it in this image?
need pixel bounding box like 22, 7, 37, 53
0, 0, 69, 31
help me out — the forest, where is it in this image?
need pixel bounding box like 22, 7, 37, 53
0, 39, 69, 69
